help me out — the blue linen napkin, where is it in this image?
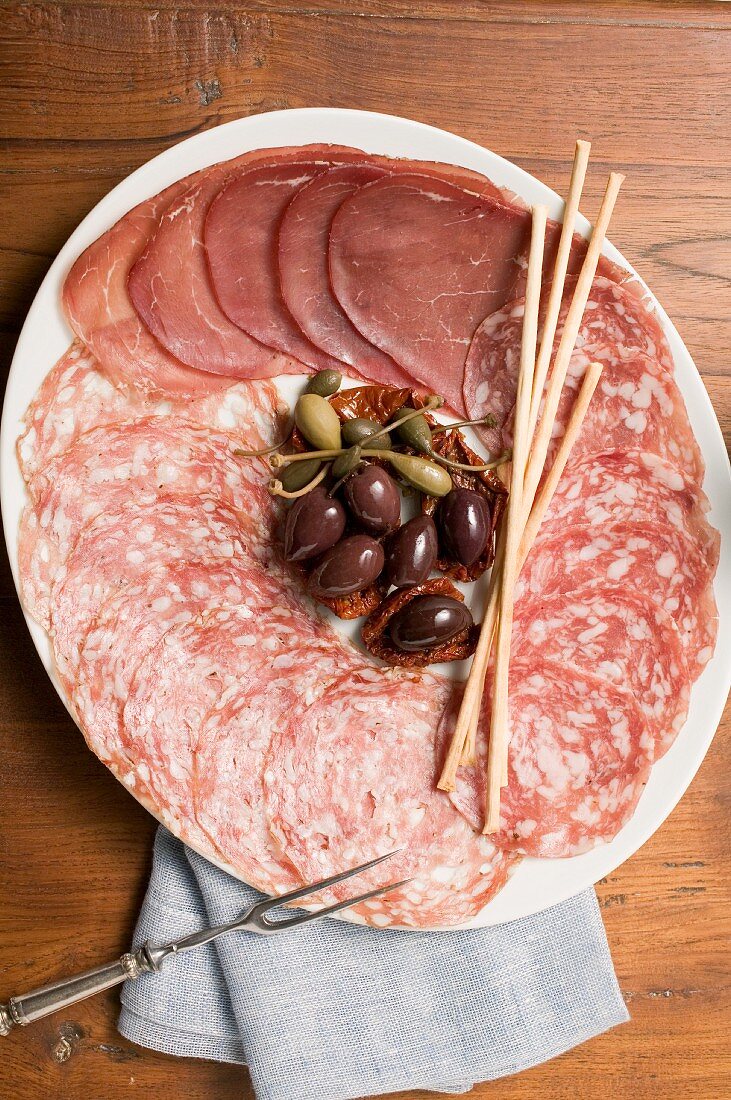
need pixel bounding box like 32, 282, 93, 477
119, 827, 628, 1100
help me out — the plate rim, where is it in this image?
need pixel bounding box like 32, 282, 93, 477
2, 106, 730, 930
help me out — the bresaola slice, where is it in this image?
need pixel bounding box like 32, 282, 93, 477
328, 174, 535, 413
447, 660, 654, 858
278, 165, 413, 386
205, 161, 349, 372
129, 147, 322, 378
513, 588, 689, 757
62, 173, 227, 397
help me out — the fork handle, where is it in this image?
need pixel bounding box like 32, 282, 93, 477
0, 942, 161, 1035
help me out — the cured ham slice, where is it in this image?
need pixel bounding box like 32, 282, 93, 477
264, 672, 515, 928
545, 449, 719, 564
463, 276, 675, 454
278, 165, 413, 386
205, 161, 351, 372
62, 173, 228, 397
329, 174, 534, 412
18, 419, 274, 628
517, 519, 718, 675
194, 627, 363, 896
128, 147, 336, 377
447, 660, 654, 857
16, 343, 285, 484
513, 588, 689, 757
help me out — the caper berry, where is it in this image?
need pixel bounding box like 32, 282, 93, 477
387, 453, 453, 497
305, 369, 343, 398
342, 418, 391, 450
294, 393, 342, 451
279, 457, 323, 492
332, 446, 362, 479
393, 412, 433, 454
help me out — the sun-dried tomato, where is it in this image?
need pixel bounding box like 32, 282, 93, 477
315, 579, 388, 621
329, 385, 414, 424
361, 577, 478, 667
422, 429, 508, 581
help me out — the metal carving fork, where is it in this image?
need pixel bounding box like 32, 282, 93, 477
0, 851, 407, 1036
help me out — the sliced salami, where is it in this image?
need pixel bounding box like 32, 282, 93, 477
264, 672, 515, 927
50, 495, 252, 693
194, 628, 364, 897
16, 343, 285, 484
448, 660, 654, 858
121, 587, 327, 846
517, 519, 718, 675
19, 419, 273, 628
464, 276, 676, 453
544, 449, 719, 564
278, 164, 413, 386
72, 549, 256, 762
549, 351, 704, 481
513, 587, 690, 757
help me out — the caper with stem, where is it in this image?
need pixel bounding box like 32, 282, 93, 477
386, 452, 453, 497
331, 445, 363, 480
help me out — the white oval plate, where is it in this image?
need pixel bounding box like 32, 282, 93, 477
2, 108, 730, 929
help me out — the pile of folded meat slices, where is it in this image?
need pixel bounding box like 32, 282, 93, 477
16, 144, 719, 928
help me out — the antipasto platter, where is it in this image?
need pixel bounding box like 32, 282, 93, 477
2, 108, 729, 929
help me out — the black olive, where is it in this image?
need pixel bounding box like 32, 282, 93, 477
438, 488, 491, 567
308, 535, 385, 599
344, 465, 401, 535
389, 595, 473, 652
283, 485, 346, 562
384, 516, 438, 588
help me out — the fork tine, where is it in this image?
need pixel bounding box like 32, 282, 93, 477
260, 878, 413, 932
248, 850, 402, 918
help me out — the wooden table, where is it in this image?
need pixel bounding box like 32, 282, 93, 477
1, 2, 729, 1096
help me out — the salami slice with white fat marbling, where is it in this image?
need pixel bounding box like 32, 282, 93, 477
513, 587, 689, 757
121, 588, 333, 848
49, 494, 253, 701
194, 628, 366, 897
18, 419, 273, 628
463, 275, 674, 450
544, 449, 719, 563
72, 547, 256, 761
264, 673, 516, 927
447, 660, 654, 857
548, 351, 704, 480
517, 519, 718, 675
17, 343, 285, 485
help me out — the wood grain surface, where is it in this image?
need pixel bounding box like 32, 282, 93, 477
1, 2, 729, 1097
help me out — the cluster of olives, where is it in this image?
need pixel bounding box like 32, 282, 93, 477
283, 463, 492, 655
244, 370, 502, 657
